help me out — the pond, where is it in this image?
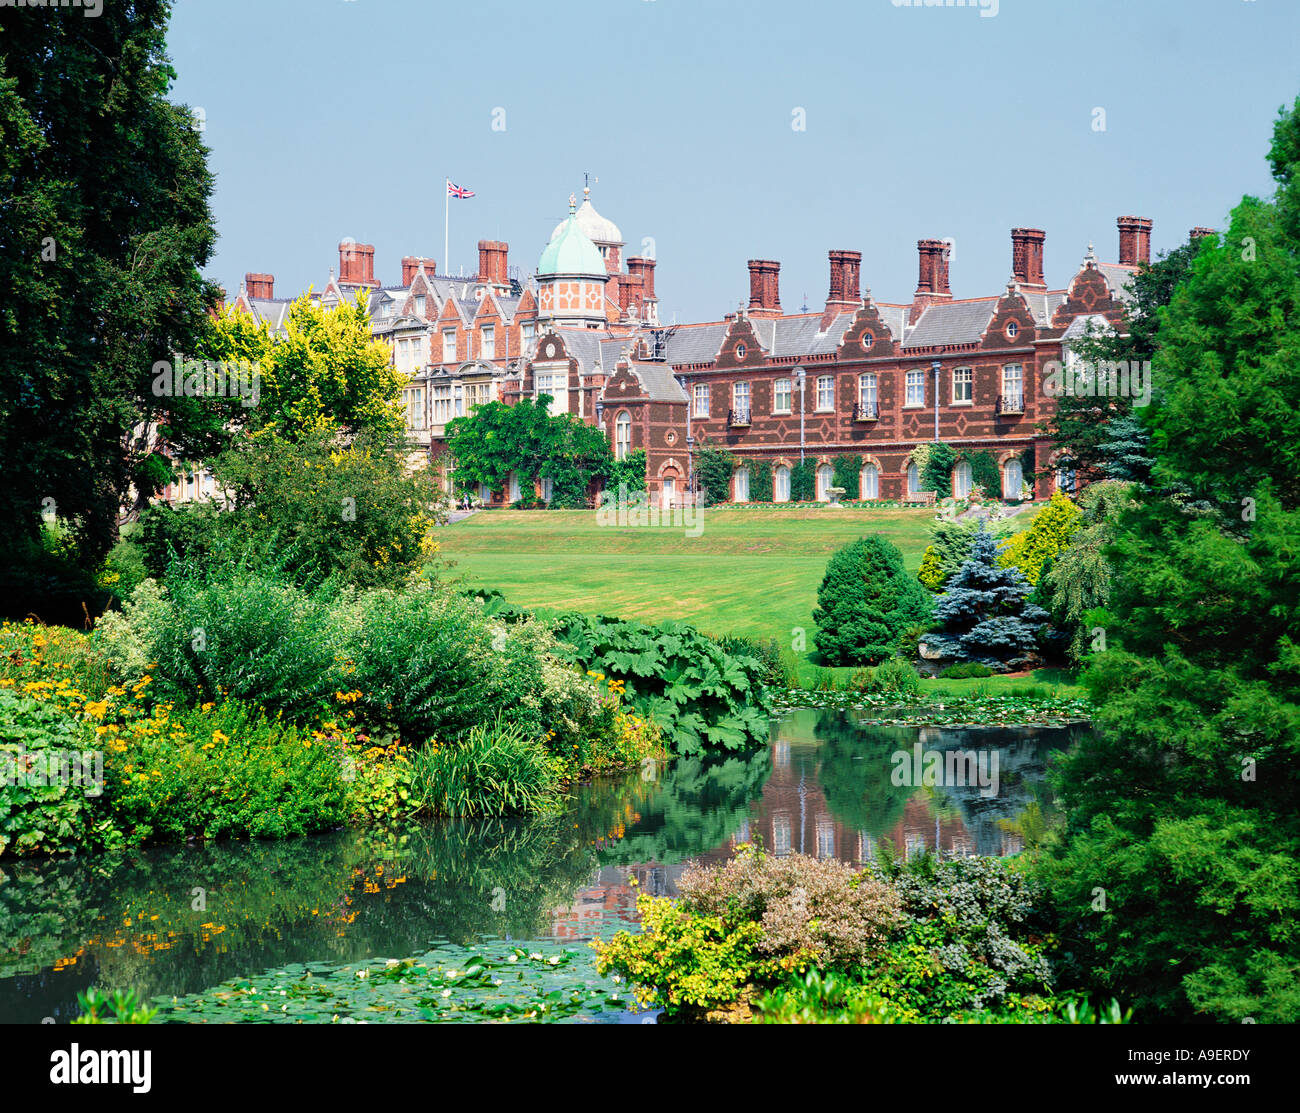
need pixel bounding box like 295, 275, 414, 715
0, 709, 1091, 1024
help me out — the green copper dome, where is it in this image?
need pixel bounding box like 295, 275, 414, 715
537, 196, 607, 277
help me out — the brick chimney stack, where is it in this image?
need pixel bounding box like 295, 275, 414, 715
821, 249, 861, 328
244, 273, 274, 300
1189, 226, 1216, 242
1117, 217, 1153, 267
477, 240, 509, 286
746, 260, 782, 317
338, 239, 377, 287
627, 257, 656, 301
911, 239, 953, 323
1010, 229, 1047, 290
402, 256, 435, 285
621, 271, 645, 320
825, 250, 862, 309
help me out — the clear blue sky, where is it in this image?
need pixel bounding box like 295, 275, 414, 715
168, 0, 1300, 323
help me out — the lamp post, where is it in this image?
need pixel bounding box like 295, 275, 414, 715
931, 359, 942, 443
677, 375, 691, 507
794, 366, 807, 463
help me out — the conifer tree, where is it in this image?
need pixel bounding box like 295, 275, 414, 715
926, 523, 1048, 669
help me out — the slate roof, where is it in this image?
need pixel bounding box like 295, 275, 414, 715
750, 312, 856, 357
1098, 264, 1138, 304
875, 304, 909, 343
245, 298, 293, 333
1061, 313, 1114, 340
630, 363, 687, 403
661, 323, 729, 366
1023, 291, 1069, 325
902, 299, 998, 349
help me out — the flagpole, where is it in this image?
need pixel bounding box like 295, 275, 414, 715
444, 178, 450, 279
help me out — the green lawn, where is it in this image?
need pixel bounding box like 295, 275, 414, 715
436, 505, 1078, 695
438, 507, 939, 641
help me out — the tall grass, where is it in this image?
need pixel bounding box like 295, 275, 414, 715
409, 716, 558, 818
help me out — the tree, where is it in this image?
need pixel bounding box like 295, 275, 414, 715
202, 291, 406, 441
1038, 93, 1300, 1022
443, 396, 613, 508
139, 430, 444, 590
540, 415, 614, 508
917, 544, 946, 592
999, 491, 1083, 586
925, 524, 1048, 670
812, 537, 933, 666
1040, 237, 1210, 486
920, 515, 1012, 591
1039, 480, 1137, 664
0, 2, 218, 593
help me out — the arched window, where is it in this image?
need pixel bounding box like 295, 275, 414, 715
817, 464, 834, 502
734, 467, 750, 503
861, 463, 880, 500
1056, 467, 1076, 495
774, 465, 791, 502
615, 411, 632, 460
953, 460, 972, 498
907, 461, 921, 495
1003, 458, 1024, 499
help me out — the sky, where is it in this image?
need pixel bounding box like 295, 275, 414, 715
168, 0, 1300, 324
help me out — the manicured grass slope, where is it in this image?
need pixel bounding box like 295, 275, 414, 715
437, 506, 1081, 697
439, 508, 938, 640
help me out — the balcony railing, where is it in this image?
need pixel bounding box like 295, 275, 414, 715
852, 401, 879, 421
727, 407, 751, 428
996, 393, 1025, 417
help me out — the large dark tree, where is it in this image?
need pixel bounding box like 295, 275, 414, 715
1038, 94, 1300, 1022
0, 3, 218, 601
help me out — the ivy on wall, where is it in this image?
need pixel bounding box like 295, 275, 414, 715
833, 454, 863, 499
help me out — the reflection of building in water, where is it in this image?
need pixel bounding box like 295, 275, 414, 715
549, 864, 692, 939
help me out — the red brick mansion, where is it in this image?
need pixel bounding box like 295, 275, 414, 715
226, 191, 1188, 509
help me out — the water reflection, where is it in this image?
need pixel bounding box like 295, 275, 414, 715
0, 710, 1088, 1022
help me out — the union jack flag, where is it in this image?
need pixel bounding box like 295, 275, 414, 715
447, 181, 475, 198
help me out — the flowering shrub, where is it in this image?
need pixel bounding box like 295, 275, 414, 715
677, 847, 901, 966
593, 890, 764, 1013
104, 700, 350, 844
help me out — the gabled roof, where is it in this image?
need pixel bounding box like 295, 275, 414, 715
1097, 263, 1138, 304
1061, 313, 1115, 340
662, 322, 730, 366
629, 363, 687, 403
1022, 291, 1069, 326
902, 299, 998, 349
749, 312, 856, 357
